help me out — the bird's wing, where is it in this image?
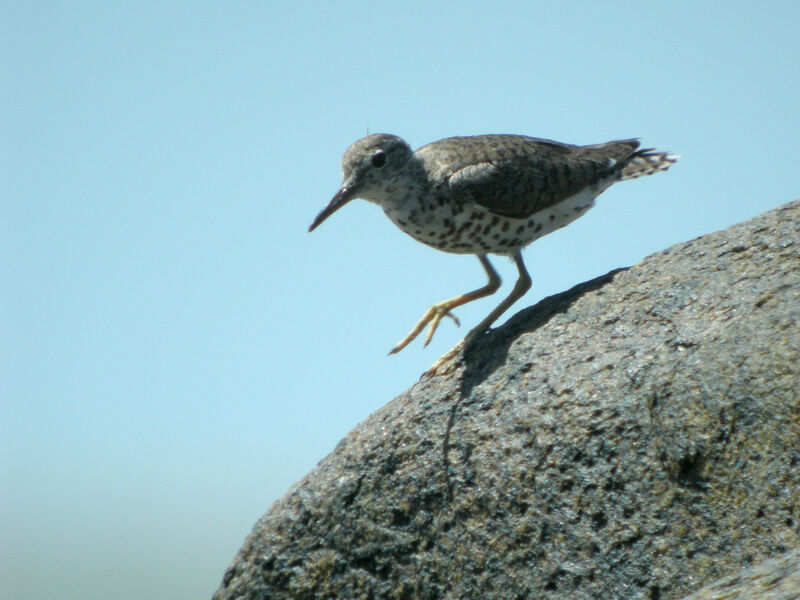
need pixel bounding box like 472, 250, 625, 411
433, 135, 640, 219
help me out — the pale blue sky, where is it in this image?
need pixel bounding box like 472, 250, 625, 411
2, 3, 798, 599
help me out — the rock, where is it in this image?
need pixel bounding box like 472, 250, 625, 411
214, 200, 800, 600
678, 548, 800, 600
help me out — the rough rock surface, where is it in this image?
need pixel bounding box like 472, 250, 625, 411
214, 200, 800, 600
679, 548, 800, 600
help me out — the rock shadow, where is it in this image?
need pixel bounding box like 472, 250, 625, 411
458, 267, 629, 400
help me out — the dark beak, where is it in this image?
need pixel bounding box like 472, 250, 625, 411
308, 185, 356, 232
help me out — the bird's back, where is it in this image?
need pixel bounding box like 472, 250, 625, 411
415, 135, 643, 219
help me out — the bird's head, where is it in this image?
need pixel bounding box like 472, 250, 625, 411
308, 134, 413, 232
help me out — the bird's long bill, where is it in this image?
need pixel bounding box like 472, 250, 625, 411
308, 185, 355, 232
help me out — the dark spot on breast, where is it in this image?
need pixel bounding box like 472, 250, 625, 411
516, 225, 525, 234
502, 221, 510, 232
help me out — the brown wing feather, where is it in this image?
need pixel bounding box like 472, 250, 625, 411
428, 135, 640, 219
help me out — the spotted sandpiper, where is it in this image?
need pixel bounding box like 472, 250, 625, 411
309, 133, 677, 354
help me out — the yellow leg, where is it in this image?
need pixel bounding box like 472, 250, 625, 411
465, 251, 531, 344
389, 255, 501, 354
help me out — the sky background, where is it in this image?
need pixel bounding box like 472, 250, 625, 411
2, 2, 798, 599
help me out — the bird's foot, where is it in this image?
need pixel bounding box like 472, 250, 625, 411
389, 303, 460, 355
422, 325, 493, 376
464, 325, 484, 345
424, 340, 464, 376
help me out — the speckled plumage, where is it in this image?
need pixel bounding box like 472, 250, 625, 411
310, 133, 677, 353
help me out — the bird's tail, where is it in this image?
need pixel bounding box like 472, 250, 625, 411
620, 149, 679, 180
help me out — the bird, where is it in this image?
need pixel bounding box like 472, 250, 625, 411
309, 133, 677, 354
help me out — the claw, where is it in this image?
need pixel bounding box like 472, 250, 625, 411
423, 310, 459, 347
423, 340, 465, 377
389, 304, 460, 354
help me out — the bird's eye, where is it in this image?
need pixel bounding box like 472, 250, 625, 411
371, 151, 387, 168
